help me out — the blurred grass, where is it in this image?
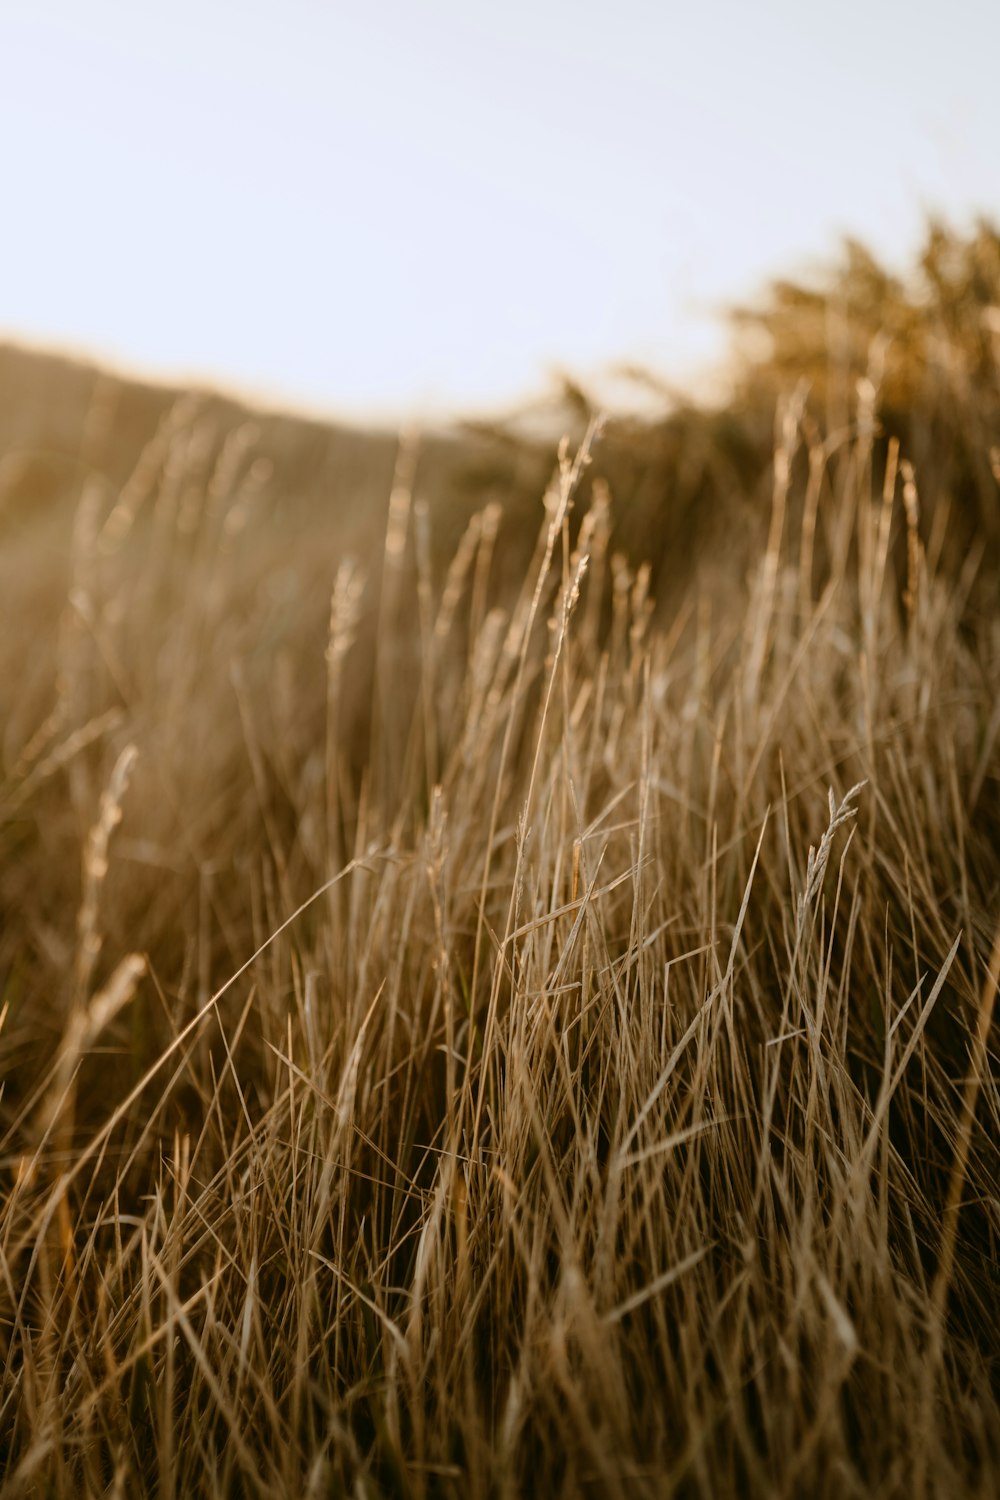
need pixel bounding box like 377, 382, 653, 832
0, 220, 998, 1498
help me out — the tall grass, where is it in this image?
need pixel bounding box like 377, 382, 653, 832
1, 243, 999, 1497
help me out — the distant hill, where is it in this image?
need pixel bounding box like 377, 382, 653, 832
0, 340, 398, 518
4, 217, 998, 601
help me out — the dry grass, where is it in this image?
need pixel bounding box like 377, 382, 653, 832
1, 245, 1000, 1497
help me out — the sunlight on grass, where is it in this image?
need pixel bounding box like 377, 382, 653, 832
0, 223, 998, 1498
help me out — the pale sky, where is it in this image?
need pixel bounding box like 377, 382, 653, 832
1, 0, 997, 420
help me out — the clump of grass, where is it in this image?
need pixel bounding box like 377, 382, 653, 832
1, 241, 999, 1497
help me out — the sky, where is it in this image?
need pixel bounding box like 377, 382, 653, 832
0, 0, 998, 421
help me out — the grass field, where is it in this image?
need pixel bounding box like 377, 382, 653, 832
1, 225, 999, 1497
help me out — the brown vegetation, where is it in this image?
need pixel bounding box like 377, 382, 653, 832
0, 223, 998, 1496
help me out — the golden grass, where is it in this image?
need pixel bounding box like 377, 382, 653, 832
1, 243, 999, 1497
